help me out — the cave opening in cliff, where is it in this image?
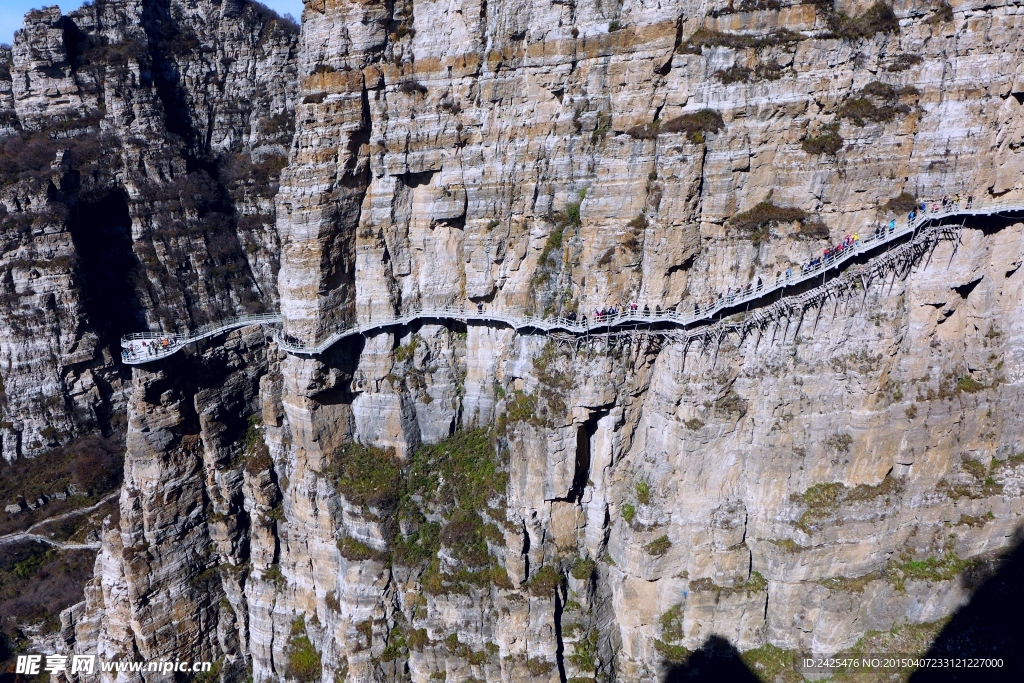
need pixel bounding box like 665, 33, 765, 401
568, 412, 604, 503
69, 189, 146, 346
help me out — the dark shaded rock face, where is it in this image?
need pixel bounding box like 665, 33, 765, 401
0, 0, 299, 457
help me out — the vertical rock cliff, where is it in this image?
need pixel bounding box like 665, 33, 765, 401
2, 0, 1024, 682
0, 0, 299, 457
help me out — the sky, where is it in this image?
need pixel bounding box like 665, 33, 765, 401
2, 0, 305, 46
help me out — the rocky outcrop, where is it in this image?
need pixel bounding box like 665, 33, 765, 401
28, 0, 1024, 681
0, 0, 299, 457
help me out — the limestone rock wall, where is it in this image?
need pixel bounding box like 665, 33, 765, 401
0, 0, 299, 456
48, 0, 1024, 682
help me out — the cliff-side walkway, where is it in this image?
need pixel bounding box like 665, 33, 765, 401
121, 201, 1023, 365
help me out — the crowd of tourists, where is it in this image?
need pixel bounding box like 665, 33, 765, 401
122, 336, 177, 361
555, 195, 974, 325
121, 196, 976, 359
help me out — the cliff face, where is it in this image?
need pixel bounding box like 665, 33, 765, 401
7, 0, 1024, 681
0, 0, 299, 458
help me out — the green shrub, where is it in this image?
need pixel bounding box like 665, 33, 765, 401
659, 604, 684, 641
644, 535, 672, 556
324, 441, 401, 508
825, 2, 899, 40
680, 28, 803, 54
956, 376, 984, 394
636, 481, 651, 505
885, 192, 918, 213
887, 54, 923, 72
802, 123, 843, 155
621, 503, 636, 524
287, 617, 322, 683
661, 109, 725, 143
729, 199, 809, 243
527, 565, 561, 596
570, 557, 596, 581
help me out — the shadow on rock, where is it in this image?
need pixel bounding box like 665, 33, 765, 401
661, 635, 760, 683
909, 528, 1024, 682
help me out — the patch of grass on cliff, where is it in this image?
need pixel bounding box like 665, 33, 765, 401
802, 123, 843, 155
621, 503, 637, 525
393, 334, 421, 363
838, 81, 916, 127
531, 193, 584, 314
625, 109, 724, 143
662, 109, 724, 144
324, 441, 402, 509
659, 604, 684, 641
526, 565, 562, 597
0, 112, 106, 186
823, 2, 899, 40
792, 476, 902, 532
394, 429, 511, 593
885, 192, 918, 213
886, 552, 982, 592
829, 620, 950, 681
242, 414, 273, 475
286, 617, 322, 683
688, 571, 767, 597
644, 535, 672, 556
729, 198, 810, 243
741, 644, 802, 683
820, 571, 883, 593
654, 639, 691, 664
937, 455, 1003, 499
569, 628, 599, 671
956, 376, 984, 393
499, 341, 575, 430
679, 28, 803, 54
570, 557, 596, 581
337, 536, 387, 562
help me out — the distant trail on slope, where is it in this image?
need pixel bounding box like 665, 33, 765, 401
119, 202, 1024, 365
0, 491, 117, 549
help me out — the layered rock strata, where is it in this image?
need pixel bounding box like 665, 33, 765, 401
0, 0, 299, 457
35, 0, 1024, 681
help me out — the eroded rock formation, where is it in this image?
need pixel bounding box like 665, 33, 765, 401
2, 0, 1024, 681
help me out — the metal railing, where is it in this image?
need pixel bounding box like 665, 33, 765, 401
120, 201, 1024, 365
